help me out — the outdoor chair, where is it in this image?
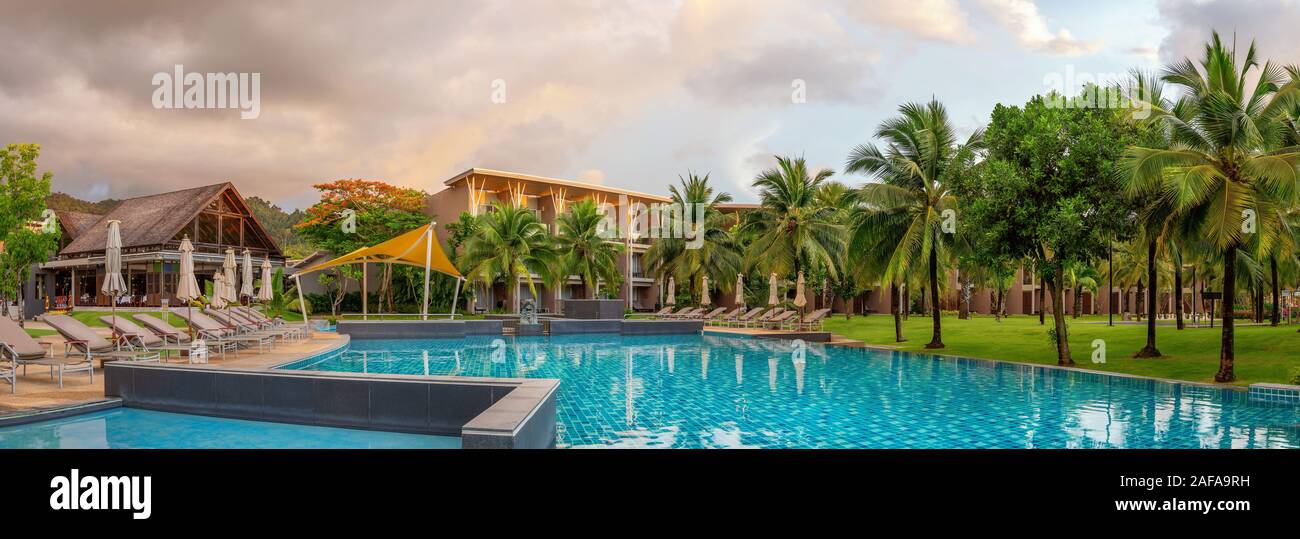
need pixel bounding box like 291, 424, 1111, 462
699, 307, 729, 321
233, 307, 307, 339
661, 307, 693, 319
649, 306, 674, 319
42, 314, 160, 371
0, 317, 85, 392
788, 308, 831, 331
132, 313, 193, 345
710, 307, 745, 326
734, 308, 765, 327
747, 308, 784, 328
99, 315, 190, 361
761, 310, 798, 329
173, 310, 271, 356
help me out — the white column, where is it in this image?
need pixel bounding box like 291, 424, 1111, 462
422, 224, 432, 320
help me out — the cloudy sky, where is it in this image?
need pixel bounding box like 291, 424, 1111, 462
1, 0, 1297, 209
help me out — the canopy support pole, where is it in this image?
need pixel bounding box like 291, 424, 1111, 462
451, 277, 462, 319
362, 261, 368, 320
422, 223, 433, 320
294, 274, 307, 331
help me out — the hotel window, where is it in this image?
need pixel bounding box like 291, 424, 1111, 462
220, 216, 242, 246
196, 213, 219, 244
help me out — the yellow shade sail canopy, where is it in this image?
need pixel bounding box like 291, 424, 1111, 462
294, 223, 461, 279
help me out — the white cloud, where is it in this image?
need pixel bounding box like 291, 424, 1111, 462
979, 0, 1101, 56
838, 0, 975, 44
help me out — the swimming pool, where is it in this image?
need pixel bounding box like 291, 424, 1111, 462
0, 408, 458, 449
284, 333, 1300, 448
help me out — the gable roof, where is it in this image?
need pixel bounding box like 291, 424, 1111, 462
55, 210, 103, 240
58, 183, 281, 257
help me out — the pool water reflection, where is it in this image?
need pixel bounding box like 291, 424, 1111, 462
284, 334, 1300, 449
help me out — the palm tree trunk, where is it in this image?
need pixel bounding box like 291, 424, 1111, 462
1174, 261, 1185, 330
1038, 275, 1045, 325
1072, 285, 1082, 319
1216, 246, 1236, 382
926, 248, 943, 349
891, 282, 905, 342
1270, 255, 1280, 326
957, 273, 969, 320
1136, 238, 1161, 357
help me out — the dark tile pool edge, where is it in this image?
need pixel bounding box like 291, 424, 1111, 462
103, 363, 560, 448
0, 399, 122, 428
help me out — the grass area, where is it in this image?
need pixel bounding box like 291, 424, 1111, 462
47, 308, 302, 327
822, 313, 1300, 387
24, 328, 56, 338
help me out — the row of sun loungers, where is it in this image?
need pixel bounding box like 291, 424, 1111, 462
650, 306, 832, 331
1, 307, 308, 393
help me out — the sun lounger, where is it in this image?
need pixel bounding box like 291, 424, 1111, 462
99, 315, 190, 360
175, 310, 274, 355
748, 308, 784, 328
699, 307, 728, 321
761, 310, 797, 329
789, 308, 831, 331
649, 306, 674, 319
132, 313, 192, 345
42, 314, 159, 372
0, 317, 68, 392
710, 307, 744, 326
734, 308, 765, 327
661, 307, 693, 319
234, 307, 308, 338
230, 307, 304, 339
676, 307, 707, 320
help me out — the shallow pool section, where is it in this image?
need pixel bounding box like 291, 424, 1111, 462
284, 333, 1300, 449
0, 408, 458, 449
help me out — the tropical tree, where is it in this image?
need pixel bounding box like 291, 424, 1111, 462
0, 143, 56, 318
644, 173, 742, 303
741, 156, 843, 281
458, 203, 558, 313
1064, 262, 1101, 319
555, 199, 624, 299
1120, 32, 1300, 382
845, 99, 982, 349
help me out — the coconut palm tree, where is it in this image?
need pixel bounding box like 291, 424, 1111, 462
739, 156, 844, 300
644, 173, 741, 302
458, 203, 559, 313
1064, 262, 1101, 319
1121, 32, 1300, 382
845, 99, 983, 349
555, 199, 624, 299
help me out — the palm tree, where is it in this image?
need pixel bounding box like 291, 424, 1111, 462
555, 199, 624, 299
1121, 32, 1300, 382
1064, 262, 1100, 319
644, 173, 742, 303
739, 156, 844, 309
458, 204, 559, 313
845, 99, 983, 349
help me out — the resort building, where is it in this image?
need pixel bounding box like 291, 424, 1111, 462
427, 168, 667, 313
422, 168, 1130, 318
23, 182, 285, 319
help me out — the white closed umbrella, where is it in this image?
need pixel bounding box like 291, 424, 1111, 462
257, 259, 274, 301
666, 276, 675, 306
102, 220, 128, 347
222, 248, 238, 304
701, 275, 711, 306
210, 272, 228, 309
240, 249, 254, 301
176, 236, 201, 339
736, 273, 745, 310
767, 273, 779, 306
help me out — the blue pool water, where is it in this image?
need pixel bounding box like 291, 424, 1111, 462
284, 333, 1300, 449
0, 408, 458, 449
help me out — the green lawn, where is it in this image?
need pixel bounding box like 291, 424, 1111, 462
822, 313, 1300, 387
